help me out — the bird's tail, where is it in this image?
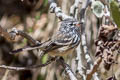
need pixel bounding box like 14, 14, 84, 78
10, 40, 52, 54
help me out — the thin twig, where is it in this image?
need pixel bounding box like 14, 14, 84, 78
0, 57, 56, 71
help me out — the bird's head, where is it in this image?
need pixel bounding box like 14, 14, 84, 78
61, 18, 81, 28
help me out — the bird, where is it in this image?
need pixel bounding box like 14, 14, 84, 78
11, 18, 81, 57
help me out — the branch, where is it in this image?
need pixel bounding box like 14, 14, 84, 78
102, 3, 114, 25
9, 28, 40, 45
57, 58, 78, 80
0, 26, 40, 45
49, 3, 73, 20
76, 44, 86, 80
70, 0, 99, 79
0, 57, 56, 71
80, 0, 92, 71
70, 0, 82, 18
79, 0, 100, 79
86, 57, 102, 80
65, 65, 77, 80
70, 0, 87, 79
69, 1, 87, 79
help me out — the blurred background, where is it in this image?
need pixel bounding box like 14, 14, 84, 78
0, 0, 120, 80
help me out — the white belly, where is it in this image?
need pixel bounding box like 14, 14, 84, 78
48, 46, 75, 57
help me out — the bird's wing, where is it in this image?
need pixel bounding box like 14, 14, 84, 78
51, 31, 75, 46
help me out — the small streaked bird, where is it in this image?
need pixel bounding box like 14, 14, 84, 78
11, 18, 81, 57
